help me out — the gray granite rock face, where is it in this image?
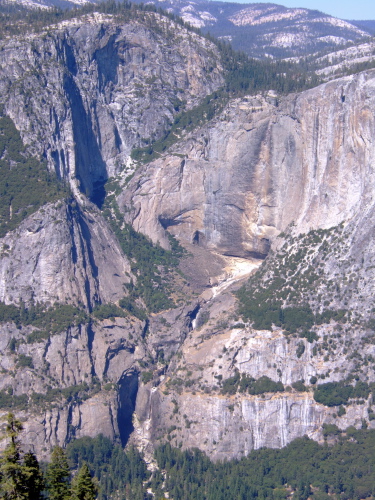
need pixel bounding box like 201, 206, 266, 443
1, 13, 375, 460
0, 12, 224, 198
125, 71, 375, 458
135, 309, 374, 461
0, 200, 131, 308
125, 70, 375, 258
0, 315, 146, 458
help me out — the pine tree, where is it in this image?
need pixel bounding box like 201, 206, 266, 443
0, 413, 28, 500
23, 452, 44, 500
45, 446, 71, 500
71, 463, 97, 500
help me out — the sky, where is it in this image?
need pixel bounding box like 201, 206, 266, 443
228, 0, 375, 20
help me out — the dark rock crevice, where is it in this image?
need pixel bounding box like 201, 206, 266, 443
192, 230, 206, 246
187, 304, 200, 329
117, 370, 139, 447
63, 72, 107, 201
158, 215, 183, 229
86, 323, 96, 379
94, 32, 121, 93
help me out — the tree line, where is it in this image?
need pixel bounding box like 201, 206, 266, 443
3, 413, 375, 499
0, 413, 96, 500
154, 430, 375, 500
0, 417, 151, 500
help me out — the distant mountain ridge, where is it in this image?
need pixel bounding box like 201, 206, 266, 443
1, 0, 373, 58
162, 1, 373, 58
350, 19, 375, 35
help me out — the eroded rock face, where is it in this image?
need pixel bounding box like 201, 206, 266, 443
122, 71, 375, 458
133, 288, 375, 460
144, 388, 372, 461
124, 70, 375, 258
2, 15, 375, 461
0, 12, 224, 198
0, 265, 201, 458
0, 315, 146, 458
0, 200, 130, 308
20, 390, 121, 457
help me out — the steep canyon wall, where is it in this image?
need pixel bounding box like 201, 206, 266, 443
0, 13, 375, 459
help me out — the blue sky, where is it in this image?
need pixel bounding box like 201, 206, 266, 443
225, 1, 375, 20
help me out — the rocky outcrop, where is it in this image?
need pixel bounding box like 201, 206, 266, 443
0, 12, 224, 199
143, 388, 371, 461
123, 70, 375, 458
0, 267, 201, 457
0, 200, 131, 308
0, 314, 146, 458
133, 286, 375, 460
0, 11, 224, 454
124, 70, 375, 258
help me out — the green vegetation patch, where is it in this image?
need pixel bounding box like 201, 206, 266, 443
16, 354, 33, 369
91, 303, 127, 321
0, 301, 88, 343
236, 291, 347, 335
154, 430, 375, 500
0, 389, 28, 411
102, 199, 186, 314
218, 38, 319, 96
30, 381, 101, 409
141, 371, 153, 384
0, 381, 103, 412
221, 372, 285, 396
0, 111, 68, 237
313, 380, 373, 407
66, 434, 150, 500
236, 225, 351, 335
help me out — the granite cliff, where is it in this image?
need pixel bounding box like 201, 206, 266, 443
124, 70, 375, 459
124, 70, 375, 257
0, 9, 223, 458
0, 10, 223, 201
0, 7, 375, 463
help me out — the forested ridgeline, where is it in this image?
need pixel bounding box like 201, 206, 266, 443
0, 0, 188, 39
2, 413, 375, 500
